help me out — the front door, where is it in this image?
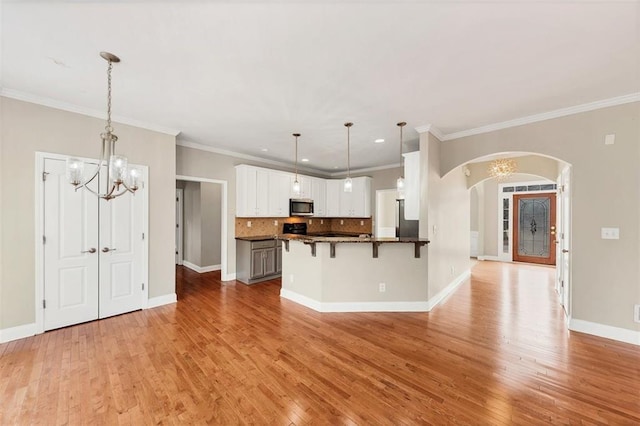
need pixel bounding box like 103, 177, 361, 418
513, 193, 556, 265
43, 158, 99, 330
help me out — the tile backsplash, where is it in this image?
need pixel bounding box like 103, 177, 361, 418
235, 217, 373, 237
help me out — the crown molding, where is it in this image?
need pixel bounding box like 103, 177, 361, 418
441, 92, 640, 141
413, 123, 444, 141
329, 162, 401, 177
0, 88, 181, 136
176, 139, 327, 176
414, 124, 431, 134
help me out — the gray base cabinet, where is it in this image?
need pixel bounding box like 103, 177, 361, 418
237, 239, 282, 285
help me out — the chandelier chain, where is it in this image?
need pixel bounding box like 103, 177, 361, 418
106, 60, 113, 134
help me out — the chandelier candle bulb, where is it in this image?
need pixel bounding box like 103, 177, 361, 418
66, 158, 84, 186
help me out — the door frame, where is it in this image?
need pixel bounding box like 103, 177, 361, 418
512, 192, 557, 265
176, 188, 184, 265
176, 175, 231, 280
35, 152, 150, 334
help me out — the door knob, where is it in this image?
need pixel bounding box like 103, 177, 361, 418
562, 249, 569, 253
102, 247, 117, 253
81, 248, 96, 254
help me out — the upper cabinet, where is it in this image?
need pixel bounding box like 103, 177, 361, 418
338, 177, 371, 217
236, 165, 372, 218
403, 151, 420, 220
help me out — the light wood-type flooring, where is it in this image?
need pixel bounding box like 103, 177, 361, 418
2, 261, 640, 424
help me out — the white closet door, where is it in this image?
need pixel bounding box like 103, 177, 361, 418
98, 175, 144, 318
43, 159, 99, 330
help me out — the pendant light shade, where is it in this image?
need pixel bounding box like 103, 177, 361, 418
292, 133, 301, 195
344, 122, 353, 193
396, 122, 407, 199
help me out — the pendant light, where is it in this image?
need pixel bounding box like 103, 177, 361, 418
66, 52, 142, 200
396, 122, 407, 199
292, 133, 301, 196
344, 122, 353, 192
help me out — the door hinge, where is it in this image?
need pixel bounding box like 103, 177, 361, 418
142, 233, 145, 240
43, 300, 46, 309
43, 235, 46, 244
176, 223, 179, 228
42, 172, 49, 181
141, 283, 145, 291
176, 197, 179, 202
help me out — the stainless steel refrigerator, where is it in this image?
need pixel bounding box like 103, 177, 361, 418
396, 199, 419, 238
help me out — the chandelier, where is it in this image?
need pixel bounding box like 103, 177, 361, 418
488, 158, 517, 180
396, 121, 406, 199
66, 52, 141, 200
343, 122, 353, 192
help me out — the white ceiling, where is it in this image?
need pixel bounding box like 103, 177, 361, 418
2, 1, 639, 173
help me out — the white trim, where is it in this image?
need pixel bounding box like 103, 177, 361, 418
440, 92, 640, 141
141, 166, 150, 308
329, 162, 402, 177
426, 270, 470, 311
477, 255, 500, 261
414, 124, 432, 134
146, 293, 177, 309
182, 261, 221, 273
0, 323, 38, 344
1, 89, 181, 136
175, 188, 184, 265
176, 175, 231, 282
177, 139, 322, 176
569, 318, 640, 346
414, 124, 445, 141
280, 289, 430, 312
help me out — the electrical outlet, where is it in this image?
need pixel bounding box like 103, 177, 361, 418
634, 304, 640, 323
340, 220, 344, 225
273, 220, 278, 226
247, 221, 252, 228
601, 227, 619, 240
289, 274, 294, 284
379, 283, 386, 292
450, 266, 455, 275
309, 219, 313, 225
360, 220, 364, 226
320, 220, 324, 225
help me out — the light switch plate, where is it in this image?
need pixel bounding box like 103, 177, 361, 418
604, 133, 615, 145
601, 227, 619, 239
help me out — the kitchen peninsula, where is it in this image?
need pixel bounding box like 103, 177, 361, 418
277, 234, 430, 313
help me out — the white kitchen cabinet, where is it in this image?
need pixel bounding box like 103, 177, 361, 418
290, 175, 312, 199
311, 178, 327, 217
236, 165, 269, 217
325, 179, 342, 217
268, 171, 291, 217
338, 177, 371, 217
403, 151, 420, 220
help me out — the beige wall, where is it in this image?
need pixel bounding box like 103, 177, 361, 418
439, 102, 640, 331
201, 182, 222, 266
184, 181, 202, 266
422, 132, 470, 298
0, 97, 176, 330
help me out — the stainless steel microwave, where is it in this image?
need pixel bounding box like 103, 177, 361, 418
290, 198, 314, 216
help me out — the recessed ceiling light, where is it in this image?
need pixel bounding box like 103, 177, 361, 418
261, 148, 268, 152
301, 158, 309, 162
374, 138, 385, 143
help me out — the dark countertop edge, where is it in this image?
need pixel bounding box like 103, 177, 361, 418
275, 234, 430, 244
235, 235, 278, 241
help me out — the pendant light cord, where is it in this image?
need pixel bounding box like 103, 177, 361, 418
293, 133, 300, 181
397, 122, 406, 176
345, 122, 353, 178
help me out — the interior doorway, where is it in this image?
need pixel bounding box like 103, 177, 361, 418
175, 175, 230, 281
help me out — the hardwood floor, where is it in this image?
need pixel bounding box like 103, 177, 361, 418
2, 262, 639, 424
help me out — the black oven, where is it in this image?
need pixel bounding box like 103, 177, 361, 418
289, 198, 314, 217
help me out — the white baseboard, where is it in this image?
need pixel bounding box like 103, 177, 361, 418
477, 255, 500, 261
0, 322, 38, 344
146, 293, 177, 309
427, 269, 471, 311
280, 289, 430, 313
569, 318, 640, 346
183, 261, 221, 273
222, 272, 236, 281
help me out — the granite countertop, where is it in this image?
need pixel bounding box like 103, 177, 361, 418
235, 235, 279, 241
275, 234, 429, 244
